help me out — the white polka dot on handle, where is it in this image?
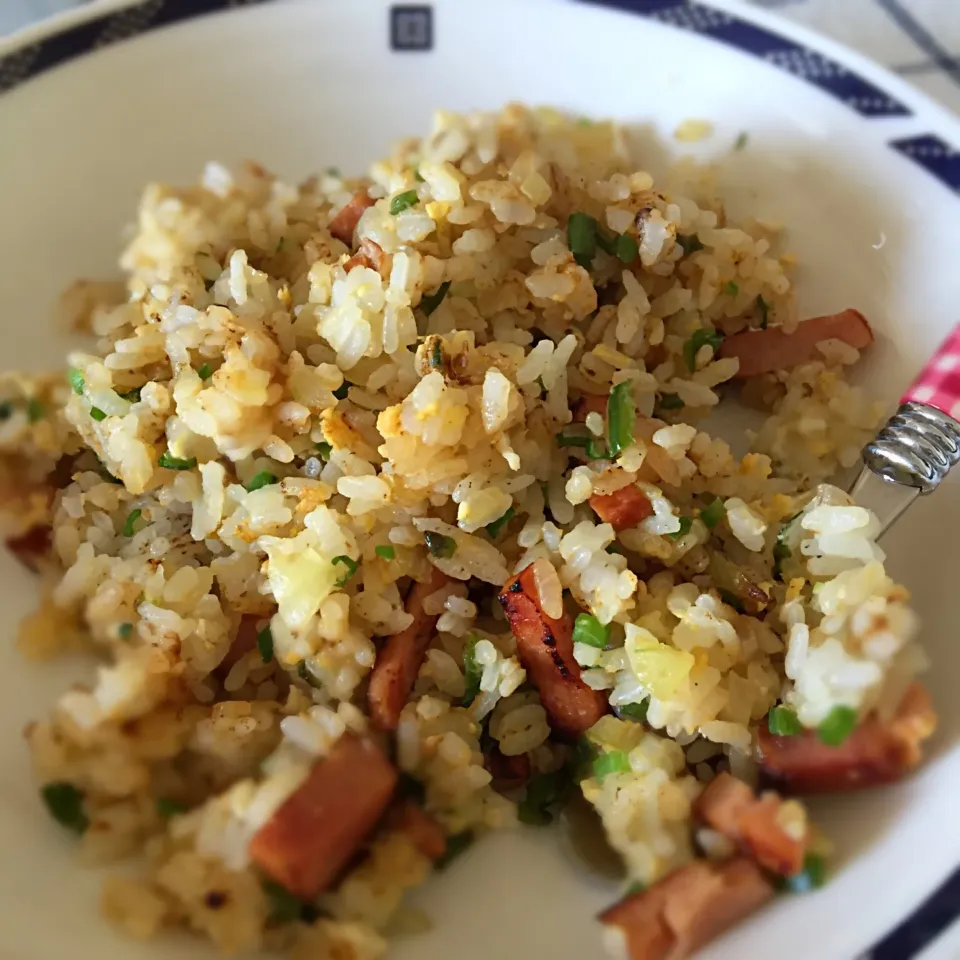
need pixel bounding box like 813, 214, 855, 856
936, 354, 959, 373
911, 385, 935, 403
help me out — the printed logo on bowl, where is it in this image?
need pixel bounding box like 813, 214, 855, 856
390, 5, 433, 52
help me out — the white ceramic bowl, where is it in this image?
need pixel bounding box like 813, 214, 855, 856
1, 2, 959, 958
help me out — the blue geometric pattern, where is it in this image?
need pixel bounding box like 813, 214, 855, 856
891, 134, 960, 192
581, 0, 912, 116
864, 865, 960, 960
0, 0, 271, 94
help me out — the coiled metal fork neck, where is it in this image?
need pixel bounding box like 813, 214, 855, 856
861, 402, 960, 494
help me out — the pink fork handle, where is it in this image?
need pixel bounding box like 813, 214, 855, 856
901, 323, 960, 422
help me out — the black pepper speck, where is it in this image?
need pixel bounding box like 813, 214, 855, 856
204, 890, 228, 910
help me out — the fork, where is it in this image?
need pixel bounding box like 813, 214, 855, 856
851, 324, 960, 536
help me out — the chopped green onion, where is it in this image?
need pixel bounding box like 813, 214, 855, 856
262, 879, 306, 925
0, 401, 11, 421
275, 236, 285, 253
618, 700, 649, 723
41, 782, 88, 834
657, 393, 685, 411
414, 170, 425, 183
584, 437, 610, 459
725, 281, 740, 297
817, 706, 858, 746
333, 382, 350, 400
375, 545, 396, 560
624, 880, 646, 897
157, 797, 188, 819
256, 626, 273, 663
436, 831, 474, 869
26, 398, 44, 422
421, 281, 451, 316
592, 750, 631, 782
67, 368, 85, 395
316, 442, 332, 459
556, 430, 590, 449
567, 212, 599, 270
157, 451, 197, 470
326, 166, 341, 177
424, 531, 456, 558
120, 387, 142, 403
295, 659, 322, 689
606, 380, 635, 458
485, 507, 515, 539
197, 363, 213, 381
683, 327, 724, 372
719, 589, 745, 613
668, 516, 693, 541
572, 613, 609, 650
389, 189, 420, 215
772, 541, 791, 580
556, 431, 609, 460
517, 771, 561, 826
462, 634, 483, 707
768, 705, 802, 737
677, 235, 704, 255
245, 471, 278, 492
122, 508, 142, 537
90, 406, 107, 422
735, 132, 749, 150
757, 295, 769, 330
615, 234, 639, 264
118, 622, 133, 641
332, 555, 358, 588
781, 853, 827, 893
429, 338, 444, 371
700, 498, 725, 530
595, 229, 617, 256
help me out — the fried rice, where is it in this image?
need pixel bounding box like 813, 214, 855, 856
1, 104, 937, 960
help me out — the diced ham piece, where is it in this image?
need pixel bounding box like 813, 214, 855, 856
385, 800, 447, 862
599, 858, 774, 960
328, 191, 376, 246
485, 748, 532, 792
590, 485, 654, 532
344, 238, 387, 274
573, 394, 609, 421
249, 735, 397, 899
694, 772, 807, 876
5, 524, 52, 572
498, 565, 608, 739
367, 567, 450, 731
717, 309, 874, 378
758, 682, 936, 794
